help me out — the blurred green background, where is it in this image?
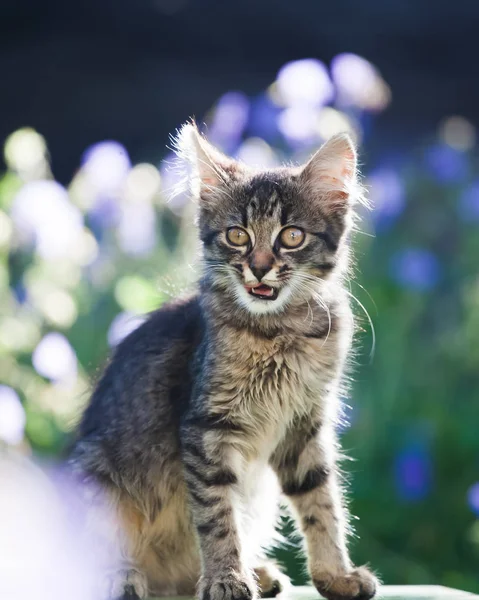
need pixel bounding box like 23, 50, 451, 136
0, 54, 478, 593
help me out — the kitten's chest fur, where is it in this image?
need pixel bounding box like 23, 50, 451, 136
207, 324, 345, 448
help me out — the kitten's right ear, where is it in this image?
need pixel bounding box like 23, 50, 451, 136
175, 122, 240, 203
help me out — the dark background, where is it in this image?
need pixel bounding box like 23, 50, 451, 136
1, 0, 478, 180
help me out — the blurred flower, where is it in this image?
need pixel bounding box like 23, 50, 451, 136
82, 141, 130, 194
29, 283, 78, 329
390, 248, 440, 291
459, 181, 479, 221
107, 312, 146, 346
0, 209, 13, 248
316, 107, 356, 141
125, 163, 161, 203
118, 202, 157, 256
276, 59, 334, 108
331, 53, 391, 112
236, 138, 279, 168
424, 144, 468, 183
439, 116, 476, 151
0, 386, 26, 445
70, 228, 99, 266
368, 168, 406, 230
88, 196, 120, 234
13, 282, 27, 304
0, 456, 112, 600
278, 106, 320, 146
114, 275, 160, 313
3, 127, 50, 179
467, 482, 479, 517
0, 316, 41, 352
394, 443, 433, 501
32, 333, 77, 384
247, 94, 282, 141
209, 92, 250, 152
11, 180, 84, 259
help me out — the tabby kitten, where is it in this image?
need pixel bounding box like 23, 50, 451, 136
71, 123, 378, 600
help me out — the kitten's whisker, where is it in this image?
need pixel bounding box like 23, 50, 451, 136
343, 289, 376, 361
349, 280, 378, 316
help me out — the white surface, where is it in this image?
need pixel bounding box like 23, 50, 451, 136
153, 585, 478, 600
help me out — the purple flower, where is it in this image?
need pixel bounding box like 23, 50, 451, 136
82, 141, 130, 193
88, 196, 120, 234
467, 482, 479, 517
459, 181, 479, 221
394, 444, 433, 501
390, 248, 440, 291
424, 144, 468, 183
247, 94, 282, 141
368, 168, 406, 230
209, 92, 250, 153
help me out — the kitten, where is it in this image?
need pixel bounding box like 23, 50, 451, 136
71, 123, 378, 600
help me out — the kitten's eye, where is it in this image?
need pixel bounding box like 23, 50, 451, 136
226, 227, 250, 247
279, 227, 305, 249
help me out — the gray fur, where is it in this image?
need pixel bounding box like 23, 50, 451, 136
70, 124, 377, 600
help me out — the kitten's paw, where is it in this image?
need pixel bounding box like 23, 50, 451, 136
116, 585, 142, 600
313, 566, 377, 600
199, 573, 256, 600
103, 568, 148, 600
254, 561, 290, 598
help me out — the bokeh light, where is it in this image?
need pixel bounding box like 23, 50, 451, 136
0, 386, 26, 445
368, 168, 406, 230
0, 456, 114, 600
278, 106, 320, 146
82, 141, 130, 194
209, 92, 250, 151
107, 312, 147, 346
390, 248, 441, 291
247, 94, 282, 141
236, 138, 279, 168
439, 116, 476, 151
11, 180, 84, 259
125, 163, 161, 203
276, 59, 334, 108
3, 127, 49, 178
459, 181, 479, 221
32, 333, 77, 384
467, 482, 479, 517
331, 53, 391, 111
117, 202, 157, 256
394, 443, 433, 502
316, 107, 356, 141
425, 144, 468, 183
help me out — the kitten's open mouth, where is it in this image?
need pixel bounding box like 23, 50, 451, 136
245, 284, 278, 301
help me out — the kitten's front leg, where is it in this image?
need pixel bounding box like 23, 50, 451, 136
181, 421, 256, 600
271, 425, 377, 600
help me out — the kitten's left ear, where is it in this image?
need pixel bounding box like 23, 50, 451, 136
175, 121, 243, 205
299, 133, 361, 212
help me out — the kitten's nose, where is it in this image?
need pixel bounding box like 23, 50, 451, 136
249, 251, 274, 281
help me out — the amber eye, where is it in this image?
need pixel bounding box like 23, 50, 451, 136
226, 227, 250, 247
279, 227, 305, 249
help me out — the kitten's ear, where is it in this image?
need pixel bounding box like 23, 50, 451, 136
299, 133, 361, 212
175, 122, 241, 203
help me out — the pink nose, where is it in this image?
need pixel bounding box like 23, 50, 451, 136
249, 251, 274, 281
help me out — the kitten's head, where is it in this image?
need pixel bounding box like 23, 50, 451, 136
177, 122, 364, 316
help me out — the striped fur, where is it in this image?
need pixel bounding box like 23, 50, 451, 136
70, 125, 377, 600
